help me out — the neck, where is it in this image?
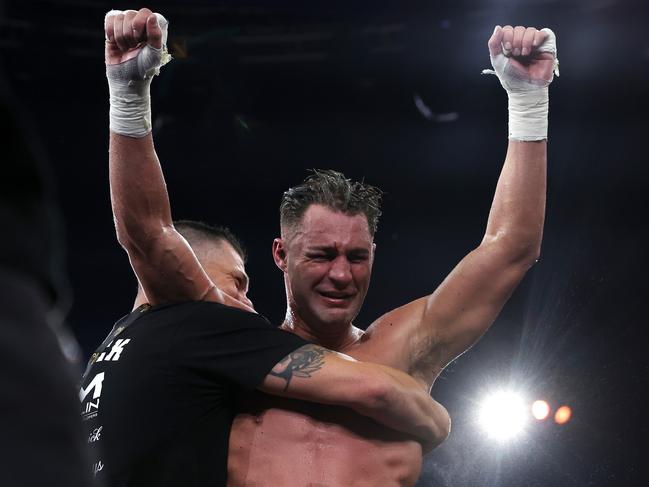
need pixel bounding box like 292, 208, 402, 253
280, 307, 363, 351
132, 289, 148, 311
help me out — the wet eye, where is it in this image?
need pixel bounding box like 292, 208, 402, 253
307, 253, 330, 261
348, 253, 369, 263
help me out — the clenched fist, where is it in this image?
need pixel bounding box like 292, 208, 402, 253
487, 25, 558, 91
105, 8, 164, 66
484, 25, 559, 141
104, 8, 170, 137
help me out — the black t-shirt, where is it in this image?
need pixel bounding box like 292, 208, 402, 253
79, 301, 308, 487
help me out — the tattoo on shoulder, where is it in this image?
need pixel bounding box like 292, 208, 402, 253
269, 345, 331, 391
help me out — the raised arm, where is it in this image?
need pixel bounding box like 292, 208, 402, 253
259, 344, 450, 451
105, 9, 245, 309
366, 26, 558, 385
108, 11, 448, 447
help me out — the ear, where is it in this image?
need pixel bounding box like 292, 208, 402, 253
272, 238, 288, 272
370, 242, 377, 265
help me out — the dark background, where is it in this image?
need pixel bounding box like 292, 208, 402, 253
2, 0, 647, 485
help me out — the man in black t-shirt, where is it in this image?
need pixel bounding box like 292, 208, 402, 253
80, 220, 448, 486
80, 300, 307, 486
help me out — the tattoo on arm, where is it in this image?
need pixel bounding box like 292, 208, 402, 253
268, 345, 331, 391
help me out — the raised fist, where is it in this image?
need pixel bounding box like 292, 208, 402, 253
104, 8, 170, 86
105, 9, 164, 64
486, 25, 559, 93
104, 9, 171, 136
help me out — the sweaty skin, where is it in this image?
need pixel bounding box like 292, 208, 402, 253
228, 351, 425, 487
228, 136, 546, 487
223, 210, 424, 486
228, 139, 547, 486
229, 402, 423, 487
227, 24, 552, 484
104, 11, 550, 486
103, 9, 450, 476
227, 209, 427, 486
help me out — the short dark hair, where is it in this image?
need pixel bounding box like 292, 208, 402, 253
174, 220, 247, 263
280, 169, 383, 236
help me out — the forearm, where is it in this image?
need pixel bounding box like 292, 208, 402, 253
104, 10, 222, 306
482, 139, 546, 261
479, 26, 558, 262
104, 10, 175, 254
259, 346, 450, 447
109, 129, 222, 306
109, 132, 173, 254
353, 364, 450, 449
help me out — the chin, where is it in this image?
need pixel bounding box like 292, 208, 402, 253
313, 307, 355, 328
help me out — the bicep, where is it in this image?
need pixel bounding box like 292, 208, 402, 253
257, 345, 377, 408
422, 243, 530, 364
367, 243, 531, 382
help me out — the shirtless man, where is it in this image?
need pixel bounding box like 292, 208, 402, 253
101, 9, 448, 485
104, 8, 558, 486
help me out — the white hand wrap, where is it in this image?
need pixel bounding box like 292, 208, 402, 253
483, 28, 559, 141
105, 11, 171, 138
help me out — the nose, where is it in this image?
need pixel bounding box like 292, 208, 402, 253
328, 256, 353, 287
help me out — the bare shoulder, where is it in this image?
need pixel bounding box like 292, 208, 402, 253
347, 296, 433, 370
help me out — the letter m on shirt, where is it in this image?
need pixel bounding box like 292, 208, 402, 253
79, 372, 105, 402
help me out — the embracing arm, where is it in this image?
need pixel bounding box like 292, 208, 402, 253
258, 344, 450, 451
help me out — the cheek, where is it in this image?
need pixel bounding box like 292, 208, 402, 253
291, 262, 326, 287
212, 276, 237, 297
352, 265, 372, 286
223, 284, 239, 299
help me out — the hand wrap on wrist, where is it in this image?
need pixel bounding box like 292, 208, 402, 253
483, 28, 559, 141
105, 11, 171, 138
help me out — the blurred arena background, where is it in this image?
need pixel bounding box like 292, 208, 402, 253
1, 1, 647, 485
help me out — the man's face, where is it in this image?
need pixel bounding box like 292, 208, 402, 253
278, 204, 375, 330
200, 240, 253, 310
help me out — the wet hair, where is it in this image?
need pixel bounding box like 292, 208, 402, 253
174, 220, 247, 263
279, 169, 383, 236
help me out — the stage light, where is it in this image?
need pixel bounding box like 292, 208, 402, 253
554, 405, 572, 424
531, 400, 550, 420
477, 391, 527, 440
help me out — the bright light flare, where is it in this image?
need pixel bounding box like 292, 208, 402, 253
531, 400, 551, 420
477, 391, 528, 440
554, 405, 572, 424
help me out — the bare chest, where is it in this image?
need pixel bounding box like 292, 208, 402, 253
228, 397, 422, 487
227, 337, 421, 487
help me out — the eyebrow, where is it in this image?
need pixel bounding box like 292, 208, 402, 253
307, 245, 370, 255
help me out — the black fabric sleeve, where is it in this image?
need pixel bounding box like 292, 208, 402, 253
174, 302, 310, 390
